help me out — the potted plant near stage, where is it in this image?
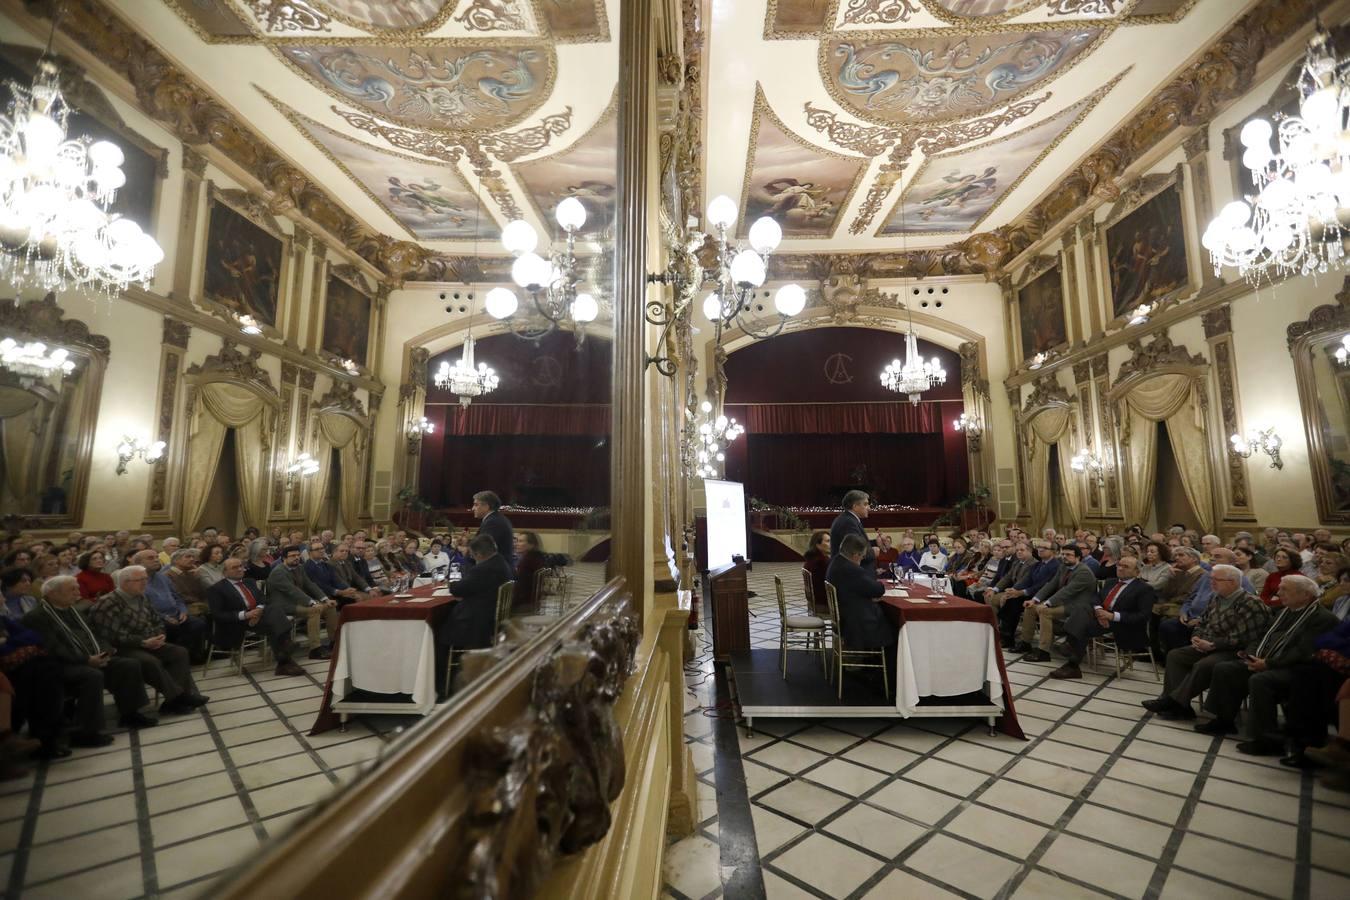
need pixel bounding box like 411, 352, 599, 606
396, 487, 435, 534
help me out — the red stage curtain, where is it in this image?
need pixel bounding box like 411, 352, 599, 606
425, 435, 610, 509
434, 404, 610, 436
740, 433, 951, 507
723, 402, 941, 434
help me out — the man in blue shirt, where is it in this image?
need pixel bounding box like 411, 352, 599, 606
304, 541, 363, 606
997, 541, 1060, 647
131, 549, 208, 662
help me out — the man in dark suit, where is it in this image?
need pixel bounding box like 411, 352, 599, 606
1018, 543, 1098, 662
472, 490, 515, 572
829, 490, 874, 571
1051, 555, 1157, 679
436, 534, 513, 698
825, 533, 896, 653
207, 557, 305, 676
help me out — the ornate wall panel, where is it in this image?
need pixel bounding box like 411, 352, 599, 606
144, 317, 191, 525
1202, 304, 1254, 521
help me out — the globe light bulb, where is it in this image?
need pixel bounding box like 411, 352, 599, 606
748, 216, 782, 254
87, 140, 124, 170
1301, 86, 1340, 128
774, 283, 806, 316
485, 287, 519, 318
1239, 118, 1272, 150
706, 194, 737, 230
1219, 200, 1251, 226
702, 293, 723, 322
554, 196, 587, 232
501, 219, 538, 255
511, 252, 549, 289
21, 112, 62, 164
570, 292, 598, 322
729, 249, 766, 287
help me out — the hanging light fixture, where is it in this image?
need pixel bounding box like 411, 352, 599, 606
1334, 333, 1350, 364
952, 411, 982, 445
880, 306, 946, 405
490, 196, 597, 342
692, 398, 744, 478
700, 194, 804, 342
0, 335, 74, 382
1202, 22, 1350, 284
0, 45, 163, 296
436, 188, 499, 407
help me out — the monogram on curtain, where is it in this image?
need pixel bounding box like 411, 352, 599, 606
1117, 373, 1214, 532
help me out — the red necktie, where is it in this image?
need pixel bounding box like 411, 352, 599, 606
1103, 581, 1126, 611
236, 581, 257, 611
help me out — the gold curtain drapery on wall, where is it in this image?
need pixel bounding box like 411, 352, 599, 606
1024, 405, 1074, 534
180, 382, 274, 531
1117, 373, 1214, 532
0, 386, 43, 510
303, 411, 363, 531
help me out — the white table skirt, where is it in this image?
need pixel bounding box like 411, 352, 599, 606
331, 619, 436, 708
894, 619, 1004, 717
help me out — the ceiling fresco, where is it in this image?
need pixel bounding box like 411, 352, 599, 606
511, 94, 618, 238
317, 0, 456, 31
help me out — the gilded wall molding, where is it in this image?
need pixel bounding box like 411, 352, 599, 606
314, 379, 368, 419
185, 340, 279, 397
1021, 373, 1072, 417
1201, 303, 1233, 339
1113, 331, 1206, 385
0, 293, 111, 357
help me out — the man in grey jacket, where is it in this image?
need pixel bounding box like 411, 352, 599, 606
1018, 543, 1098, 662
266, 545, 340, 658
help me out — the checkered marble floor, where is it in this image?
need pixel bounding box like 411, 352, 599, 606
0, 563, 610, 899
663, 562, 1350, 900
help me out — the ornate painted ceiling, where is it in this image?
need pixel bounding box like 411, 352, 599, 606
706, 0, 1262, 253
75, 0, 619, 257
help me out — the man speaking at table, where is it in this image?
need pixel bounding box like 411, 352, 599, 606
826, 533, 896, 693
830, 491, 875, 571
471, 490, 515, 572
436, 534, 513, 699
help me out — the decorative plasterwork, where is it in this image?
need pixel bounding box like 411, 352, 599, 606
1113, 331, 1206, 385
1287, 282, 1350, 347
210, 186, 286, 237
842, 1, 922, 26
314, 0, 460, 33
530, 0, 611, 43
314, 378, 368, 418
922, 1, 1048, 26
1201, 303, 1232, 339
186, 340, 279, 397
456, 0, 529, 32
512, 90, 618, 238
1015, 253, 1057, 288
1021, 373, 1072, 416
162, 317, 191, 349
242, 0, 333, 32
0, 293, 111, 357
1102, 171, 1176, 228
958, 340, 991, 401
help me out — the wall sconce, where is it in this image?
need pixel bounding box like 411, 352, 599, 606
952, 411, 983, 451
1128, 302, 1153, 326
1231, 426, 1284, 469
1028, 352, 1049, 370
1334, 334, 1350, 365
285, 452, 320, 488
406, 416, 434, 453
1070, 448, 1106, 485
339, 358, 359, 375
115, 436, 165, 475
235, 314, 262, 335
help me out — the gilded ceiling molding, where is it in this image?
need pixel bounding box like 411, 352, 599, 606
1124, 0, 1201, 26
919, 0, 1044, 26
802, 102, 903, 157
455, 0, 529, 31
314, 379, 368, 418
762, 0, 836, 41
401, 254, 514, 283
37, 0, 433, 281
241, 0, 333, 32
841, 0, 921, 25
953, 0, 1330, 275
958, 341, 991, 402
765, 249, 983, 281
312, 0, 461, 34
529, 0, 611, 43
1286, 277, 1350, 348
1046, 0, 1119, 14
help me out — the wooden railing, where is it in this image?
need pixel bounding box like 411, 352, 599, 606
215, 579, 638, 899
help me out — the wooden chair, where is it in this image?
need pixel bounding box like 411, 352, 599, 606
824, 582, 889, 700
494, 581, 516, 640
774, 575, 827, 679
800, 568, 819, 616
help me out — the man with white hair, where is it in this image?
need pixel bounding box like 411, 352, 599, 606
158, 537, 180, 567
1200, 574, 1339, 751
1200, 534, 1221, 562
1142, 564, 1269, 721
133, 549, 207, 661
87, 565, 209, 715
25, 575, 152, 735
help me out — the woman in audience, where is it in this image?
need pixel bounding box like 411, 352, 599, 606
397, 539, 425, 576
361, 544, 392, 590
512, 532, 571, 615
196, 544, 227, 588
918, 538, 948, 574
244, 539, 273, 582
1321, 567, 1350, 619
896, 537, 922, 572
1261, 548, 1302, 607
944, 537, 975, 576
375, 541, 403, 581
226, 542, 249, 563
1233, 546, 1268, 596
74, 551, 114, 602
802, 531, 830, 613
1316, 553, 1346, 592
29, 557, 59, 599
1, 570, 36, 621
55, 547, 78, 578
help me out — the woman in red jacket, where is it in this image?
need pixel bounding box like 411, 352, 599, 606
75, 550, 114, 603
1259, 547, 1301, 607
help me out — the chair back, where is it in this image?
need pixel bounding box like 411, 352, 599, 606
774, 575, 787, 622
494, 580, 515, 635
824, 581, 843, 648
532, 566, 551, 613
800, 568, 816, 615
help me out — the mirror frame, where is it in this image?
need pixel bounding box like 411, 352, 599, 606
0, 293, 110, 529
1288, 280, 1350, 524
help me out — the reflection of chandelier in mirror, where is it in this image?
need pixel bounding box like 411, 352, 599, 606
1070, 448, 1106, 485
1202, 24, 1350, 284
0, 59, 163, 296
285, 452, 320, 488
1334, 334, 1350, 364
700, 194, 804, 342
880, 308, 946, 405
1230, 426, 1284, 470
952, 411, 982, 449
693, 399, 744, 479
0, 335, 74, 382
114, 435, 164, 476
489, 197, 598, 342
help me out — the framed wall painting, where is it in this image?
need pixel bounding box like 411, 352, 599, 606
1016, 260, 1069, 363
1102, 176, 1195, 322
321, 271, 373, 368
201, 191, 286, 327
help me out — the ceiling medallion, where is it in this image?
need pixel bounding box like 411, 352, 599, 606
841, 0, 922, 26
242, 0, 332, 33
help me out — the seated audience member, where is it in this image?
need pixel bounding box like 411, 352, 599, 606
25, 575, 149, 735
397, 539, 426, 576
1315, 552, 1346, 592
165, 549, 209, 615
30, 555, 60, 595
243, 539, 273, 582
1280, 614, 1350, 770
196, 544, 228, 589
267, 546, 340, 659
1301, 542, 1335, 579
2, 569, 37, 621
2, 548, 32, 570
1199, 534, 1222, 562
208, 557, 305, 676
1161, 548, 1255, 653
422, 540, 452, 576
996, 542, 1060, 647
358, 543, 392, 591
304, 542, 363, 607
1260, 547, 1301, 607
873, 533, 899, 573
917, 539, 948, 574
1324, 568, 1350, 621
1142, 565, 1269, 720
511, 532, 571, 615
330, 545, 375, 599
436, 535, 514, 697
958, 540, 1008, 599
0, 614, 67, 758
826, 533, 897, 661
802, 531, 831, 615
157, 537, 179, 567
1152, 547, 1205, 656
132, 550, 207, 661
75, 550, 115, 603
1017, 544, 1097, 662
1201, 574, 1339, 752
896, 537, 922, 572
1234, 546, 1268, 596
0, 671, 41, 778
375, 541, 404, 581
944, 537, 975, 576
975, 541, 1030, 605
56, 547, 78, 578
1050, 556, 1157, 679
87, 566, 208, 716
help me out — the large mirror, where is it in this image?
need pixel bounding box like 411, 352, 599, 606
0, 295, 107, 528
1291, 296, 1350, 523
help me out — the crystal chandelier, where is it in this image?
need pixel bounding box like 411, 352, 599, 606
1334, 334, 1350, 364
700, 194, 805, 342
490, 197, 598, 341
434, 333, 499, 408
0, 335, 74, 381
693, 399, 744, 478
880, 310, 946, 405
1202, 24, 1350, 285
0, 59, 163, 296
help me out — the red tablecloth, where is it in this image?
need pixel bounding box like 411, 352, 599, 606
309, 587, 456, 735
880, 586, 1025, 739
